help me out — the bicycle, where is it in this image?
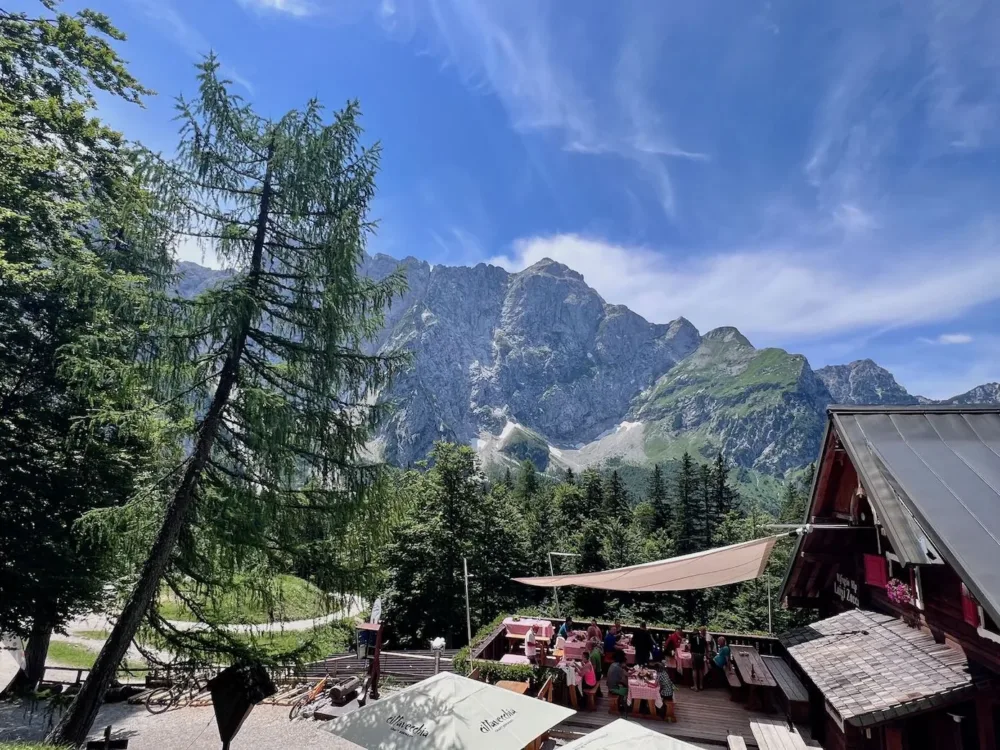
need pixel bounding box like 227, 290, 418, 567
289, 675, 328, 720
144, 671, 210, 714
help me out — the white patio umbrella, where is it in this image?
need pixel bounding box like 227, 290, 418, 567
561, 719, 704, 749
322, 671, 575, 749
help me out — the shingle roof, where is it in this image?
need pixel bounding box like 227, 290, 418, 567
830, 406, 1000, 627
780, 609, 978, 729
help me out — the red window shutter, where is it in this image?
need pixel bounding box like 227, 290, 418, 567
961, 583, 980, 627
863, 554, 888, 587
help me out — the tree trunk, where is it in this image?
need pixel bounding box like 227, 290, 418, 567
46, 147, 275, 747
0, 621, 51, 697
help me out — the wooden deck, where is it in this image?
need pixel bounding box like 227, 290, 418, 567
550, 684, 777, 748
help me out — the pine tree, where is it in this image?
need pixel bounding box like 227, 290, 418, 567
673, 453, 700, 555
570, 521, 608, 617
516, 459, 540, 505
582, 467, 604, 515
49, 58, 405, 744
699, 462, 714, 548
602, 469, 631, 518
564, 467, 576, 485
647, 463, 670, 530
553, 483, 587, 534
711, 453, 737, 518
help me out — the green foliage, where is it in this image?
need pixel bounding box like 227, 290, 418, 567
383, 444, 530, 648
46, 642, 100, 669
0, 0, 169, 652
156, 575, 329, 624
71, 630, 109, 641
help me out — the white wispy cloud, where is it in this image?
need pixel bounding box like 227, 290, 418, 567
134, 0, 253, 93
489, 233, 1000, 338
237, 0, 313, 17
920, 333, 974, 345
380, 0, 704, 219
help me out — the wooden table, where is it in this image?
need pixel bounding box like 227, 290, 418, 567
731, 645, 776, 711
496, 680, 530, 695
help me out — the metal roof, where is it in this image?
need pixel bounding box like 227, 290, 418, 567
781, 609, 980, 729
841, 407, 1000, 628
784, 405, 1000, 626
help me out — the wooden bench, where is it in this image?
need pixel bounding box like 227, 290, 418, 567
762, 655, 809, 723
727, 735, 748, 750
724, 665, 743, 701
750, 718, 810, 750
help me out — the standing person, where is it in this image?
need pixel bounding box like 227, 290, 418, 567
632, 622, 654, 666
603, 626, 618, 655
653, 661, 676, 722
689, 627, 708, 691
606, 649, 629, 712
525, 627, 537, 665
664, 628, 683, 657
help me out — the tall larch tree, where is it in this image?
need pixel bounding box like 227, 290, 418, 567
49, 57, 405, 744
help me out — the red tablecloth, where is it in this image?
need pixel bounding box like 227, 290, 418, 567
503, 617, 553, 638
668, 648, 709, 676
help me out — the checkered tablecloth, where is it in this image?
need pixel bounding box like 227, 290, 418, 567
628, 676, 663, 706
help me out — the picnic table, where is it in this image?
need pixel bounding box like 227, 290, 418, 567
731, 645, 776, 711
496, 680, 530, 695
562, 631, 591, 660
503, 617, 553, 638
627, 670, 663, 717
667, 646, 709, 683
500, 654, 530, 665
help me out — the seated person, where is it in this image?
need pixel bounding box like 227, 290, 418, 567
586, 618, 603, 643
603, 627, 619, 655
713, 636, 732, 671
652, 661, 676, 722
606, 649, 629, 706
558, 616, 574, 639
589, 643, 604, 680
575, 649, 599, 697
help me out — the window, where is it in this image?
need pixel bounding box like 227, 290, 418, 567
978, 606, 1000, 645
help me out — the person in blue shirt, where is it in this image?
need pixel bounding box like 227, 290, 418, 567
603, 622, 620, 654
557, 616, 574, 639
713, 636, 732, 670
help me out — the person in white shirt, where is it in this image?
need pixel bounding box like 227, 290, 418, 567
525, 627, 537, 664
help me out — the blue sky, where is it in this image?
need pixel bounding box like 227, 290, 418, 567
35, 0, 1000, 397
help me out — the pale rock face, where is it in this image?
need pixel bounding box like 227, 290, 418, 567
173, 257, 1000, 476
815, 359, 918, 406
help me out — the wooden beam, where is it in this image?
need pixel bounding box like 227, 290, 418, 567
785, 596, 823, 609
800, 552, 841, 564
977, 694, 997, 750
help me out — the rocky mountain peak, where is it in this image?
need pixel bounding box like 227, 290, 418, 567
517, 257, 585, 283
944, 382, 1000, 405
815, 359, 917, 406
702, 326, 754, 349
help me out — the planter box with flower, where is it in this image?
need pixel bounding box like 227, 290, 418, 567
886, 578, 920, 626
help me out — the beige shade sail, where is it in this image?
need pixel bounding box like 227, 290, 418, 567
512, 536, 783, 592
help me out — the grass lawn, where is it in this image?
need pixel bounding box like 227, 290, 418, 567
231, 619, 355, 662
71, 629, 109, 640
46, 641, 145, 673
158, 574, 330, 625
46, 641, 98, 669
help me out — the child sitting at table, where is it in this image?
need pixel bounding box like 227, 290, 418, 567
652, 661, 676, 722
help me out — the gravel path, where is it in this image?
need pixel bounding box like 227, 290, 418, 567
0, 701, 364, 749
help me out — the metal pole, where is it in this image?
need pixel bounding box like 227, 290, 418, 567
548, 552, 559, 617
463, 557, 472, 646
767, 576, 773, 635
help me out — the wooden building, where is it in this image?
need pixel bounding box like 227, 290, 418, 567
779, 405, 1000, 750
